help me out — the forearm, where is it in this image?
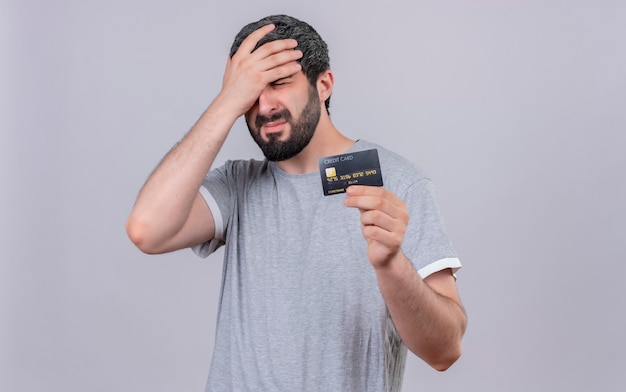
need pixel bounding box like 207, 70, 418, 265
126, 98, 236, 251
374, 254, 467, 371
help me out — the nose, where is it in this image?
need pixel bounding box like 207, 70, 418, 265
257, 87, 278, 117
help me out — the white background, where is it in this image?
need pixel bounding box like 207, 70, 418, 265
2, 0, 625, 391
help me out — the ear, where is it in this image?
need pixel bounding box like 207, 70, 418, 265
316, 70, 334, 103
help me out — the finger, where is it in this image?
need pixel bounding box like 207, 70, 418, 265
257, 47, 303, 73
361, 224, 404, 252
362, 223, 401, 242
265, 61, 303, 84
345, 194, 407, 221
236, 24, 276, 56
346, 186, 405, 208
251, 38, 299, 62
230, 40, 301, 87
359, 209, 403, 233
345, 194, 391, 216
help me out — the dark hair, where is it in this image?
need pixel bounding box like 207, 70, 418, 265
229, 14, 331, 112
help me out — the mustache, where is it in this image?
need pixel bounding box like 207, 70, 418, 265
255, 110, 292, 129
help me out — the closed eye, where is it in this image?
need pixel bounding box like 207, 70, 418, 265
270, 76, 294, 87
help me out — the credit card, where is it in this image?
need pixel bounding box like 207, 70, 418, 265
318, 149, 383, 196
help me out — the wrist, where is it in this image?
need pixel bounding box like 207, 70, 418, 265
212, 90, 251, 120
372, 251, 409, 275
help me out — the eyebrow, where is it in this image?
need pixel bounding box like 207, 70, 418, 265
272, 74, 296, 84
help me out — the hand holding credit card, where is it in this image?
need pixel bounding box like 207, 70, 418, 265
318, 149, 384, 196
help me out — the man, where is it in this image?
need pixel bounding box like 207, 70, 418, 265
127, 14, 466, 392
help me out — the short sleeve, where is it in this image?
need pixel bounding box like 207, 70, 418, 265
401, 179, 461, 278
191, 162, 235, 258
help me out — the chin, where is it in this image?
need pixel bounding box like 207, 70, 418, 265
264, 130, 288, 143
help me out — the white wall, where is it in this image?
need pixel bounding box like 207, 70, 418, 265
2, 0, 625, 391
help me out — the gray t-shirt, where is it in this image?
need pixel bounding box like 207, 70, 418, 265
194, 140, 461, 392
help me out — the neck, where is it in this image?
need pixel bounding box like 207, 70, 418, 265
275, 112, 354, 174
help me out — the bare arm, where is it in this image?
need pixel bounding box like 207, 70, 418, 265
126, 24, 303, 254
125, 104, 233, 254
375, 258, 466, 371
343, 185, 467, 371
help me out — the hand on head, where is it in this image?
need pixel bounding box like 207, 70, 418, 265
219, 24, 303, 118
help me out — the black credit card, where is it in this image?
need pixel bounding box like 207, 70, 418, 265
318, 149, 383, 196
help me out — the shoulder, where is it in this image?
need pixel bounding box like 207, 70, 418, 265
204, 159, 273, 195
217, 158, 268, 172
211, 158, 270, 179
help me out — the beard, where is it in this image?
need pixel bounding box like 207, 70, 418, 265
246, 85, 321, 162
